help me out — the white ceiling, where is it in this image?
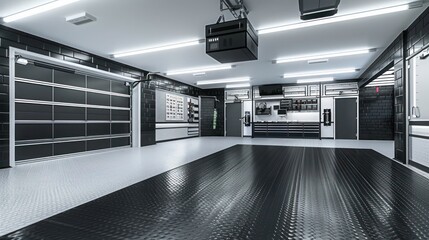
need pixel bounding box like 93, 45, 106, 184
0, 0, 426, 88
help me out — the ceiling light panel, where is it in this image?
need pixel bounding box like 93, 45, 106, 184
258, 2, 420, 35
226, 83, 251, 89
166, 65, 233, 76
2, 0, 80, 23
113, 39, 204, 58
283, 68, 358, 79
275, 48, 376, 64
196, 77, 250, 86
296, 77, 334, 84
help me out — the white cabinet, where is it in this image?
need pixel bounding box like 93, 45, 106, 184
410, 54, 429, 120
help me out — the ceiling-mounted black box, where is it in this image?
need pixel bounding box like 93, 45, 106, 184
205, 18, 258, 63
299, 0, 341, 20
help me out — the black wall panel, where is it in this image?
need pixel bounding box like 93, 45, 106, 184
111, 110, 130, 121
16, 82, 52, 101
111, 81, 129, 95
87, 139, 110, 151
200, 89, 225, 137
16, 124, 52, 141
87, 76, 110, 91
141, 82, 156, 146
112, 137, 130, 148
87, 123, 110, 136
16, 103, 52, 120
15, 64, 52, 82
54, 141, 86, 155
55, 106, 85, 120
87, 92, 110, 106
111, 96, 130, 108
54, 70, 86, 88
87, 108, 110, 121
54, 124, 85, 138
15, 144, 53, 161
112, 123, 130, 135
359, 86, 394, 140
0, 123, 8, 139
54, 88, 85, 104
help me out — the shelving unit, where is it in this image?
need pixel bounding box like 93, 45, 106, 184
283, 86, 307, 97
291, 98, 319, 111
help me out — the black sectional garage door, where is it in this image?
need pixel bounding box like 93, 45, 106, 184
14, 64, 131, 162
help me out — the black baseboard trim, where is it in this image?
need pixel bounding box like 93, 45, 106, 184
156, 136, 199, 144
409, 121, 429, 126
409, 160, 429, 174
321, 137, 335, 139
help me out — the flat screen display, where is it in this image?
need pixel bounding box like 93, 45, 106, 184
259, 85, 283, 96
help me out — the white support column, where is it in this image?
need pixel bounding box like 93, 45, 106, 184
9, 47, 16, 167
132, 84, 141, 147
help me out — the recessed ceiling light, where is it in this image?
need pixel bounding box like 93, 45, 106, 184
196, 77, 250, 86
113, 39, 204, 58
275, 48, 376, 64
226, 83, 251, 89
167, 65, 233, 76
2, 0, 80, 23
258, 2, 421, 35
283, 68, 358, 79
296, 77, 334, 84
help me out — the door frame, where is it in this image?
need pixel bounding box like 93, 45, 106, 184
225, 102, 243, 137
334, 96, 359, 140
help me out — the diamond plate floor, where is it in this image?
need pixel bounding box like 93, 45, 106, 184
1, 145, 429, 239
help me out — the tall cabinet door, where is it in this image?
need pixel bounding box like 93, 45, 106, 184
408, 50, 429, 170
226, 103, 243, 137
335, 98, 357, 140
410, 55, 429, 120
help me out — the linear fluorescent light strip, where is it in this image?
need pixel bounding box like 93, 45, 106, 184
2, 0, 80, 23
197, 77, 250, 86
366, 83, 394, 87
226, 83, 251, 89
373, 78, 395, 82
259, 3, 416, 35
193, 72, 206, 77
167, 65, 233, 76
275, 49, 375, 64
283, 68, 358, 79
113, 40, 203, 58
296, 77, 334, 84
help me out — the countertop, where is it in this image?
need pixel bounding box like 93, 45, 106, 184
255, 120, 319, 123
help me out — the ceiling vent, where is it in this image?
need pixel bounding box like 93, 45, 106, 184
66, 12, 97, 25
299, 0, 341, 20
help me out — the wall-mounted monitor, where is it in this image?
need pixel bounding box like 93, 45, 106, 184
259, 85, 283, 96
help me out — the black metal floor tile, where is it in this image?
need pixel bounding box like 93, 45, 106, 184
2, 145, 429, 239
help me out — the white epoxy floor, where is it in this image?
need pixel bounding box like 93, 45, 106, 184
0, 137, 396, 236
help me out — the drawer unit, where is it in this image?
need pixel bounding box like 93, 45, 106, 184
253, 122, 320, 138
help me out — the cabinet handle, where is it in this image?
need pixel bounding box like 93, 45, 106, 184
416, 106, 421, 118
412, 106, 416, 118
